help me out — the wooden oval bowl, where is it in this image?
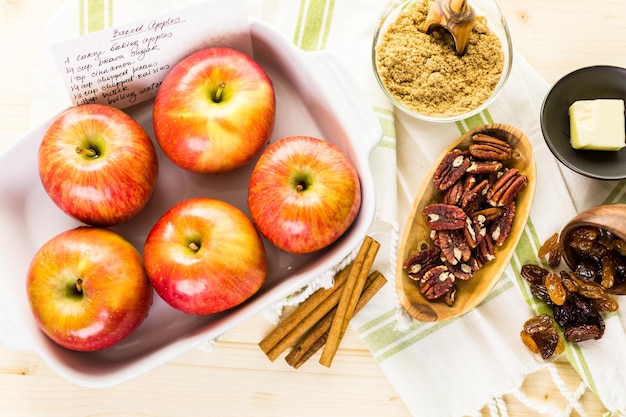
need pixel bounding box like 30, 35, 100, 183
560, 203, 626, 271
396, 123, 536, 322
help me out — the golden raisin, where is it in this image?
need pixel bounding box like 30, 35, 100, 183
614, 240, 626, 256
520, 329, 539, 355
590, 294, 619, 313
521, 314, 563, 360
538, 232, 562, 268
545, 272, 567, 306
601, 253, 617, 289
571, 275, 607, 299
538, 233, 559, 258
560, 271, 579, 293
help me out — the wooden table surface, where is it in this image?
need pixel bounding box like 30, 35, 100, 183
1, 1, 624, 416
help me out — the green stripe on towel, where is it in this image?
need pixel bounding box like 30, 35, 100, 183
373, 106, 397, 150
455, 110, 495, 132
604, 181, 626, 204
294, 0, 335, 51
360, 277, 513, 361
79, 0, 113, 35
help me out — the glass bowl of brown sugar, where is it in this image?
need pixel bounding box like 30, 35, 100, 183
372, 0, 513, 122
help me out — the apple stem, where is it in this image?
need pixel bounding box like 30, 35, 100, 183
75, 278, 83, 294
296, 184, 305, 192
75, 146, 98, 158
189, 242, 200, 252
213, 82, 226, 103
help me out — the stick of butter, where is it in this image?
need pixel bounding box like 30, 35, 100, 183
568, 99, 625, 151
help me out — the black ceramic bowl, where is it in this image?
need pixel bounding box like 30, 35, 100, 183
540, 65, 626, 180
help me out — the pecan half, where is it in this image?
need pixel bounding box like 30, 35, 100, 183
446, 257, 480, 281
489, 202, 516, 247
461, 178, 489, 214
442, 181, 463, 206
403, 246, 442, 281
469, 133, 513, 161
437, 229, 471, 265
487, 168, 528, 207
419, 265, 455, 300
443, 285, 457, 306
464, 214, 486, 248
466, 160, 503, 174
433, 149, 471, 191
476, 233, 496, 264
470, 207, 503, 222
463, 173, 477, 191
424, 203, 467, 230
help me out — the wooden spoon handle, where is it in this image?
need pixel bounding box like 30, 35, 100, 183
450, 0, 467, 13
421, 0, 476, 54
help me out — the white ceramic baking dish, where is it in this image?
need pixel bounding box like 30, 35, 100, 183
0, 19, 382, 387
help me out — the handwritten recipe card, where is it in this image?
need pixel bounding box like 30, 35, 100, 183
51, 0, 252, 109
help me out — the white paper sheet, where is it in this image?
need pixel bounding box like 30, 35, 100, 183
50, 0, 252, 109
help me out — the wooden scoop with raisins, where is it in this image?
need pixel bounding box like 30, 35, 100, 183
518, 204, 625, 359
560, 203, 626, 295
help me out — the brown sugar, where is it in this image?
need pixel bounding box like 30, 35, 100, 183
375, 0, 505, 118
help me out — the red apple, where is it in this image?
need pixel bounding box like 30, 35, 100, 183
26, 227, 153, 352
248, 136, 361, 254
152, 47, 275, 174
143, 197, 267, 314
38, 103, 158, 227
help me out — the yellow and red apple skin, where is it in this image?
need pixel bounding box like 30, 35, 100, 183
143, 198, 267, 315
26, 227, 153, 352
248, 136, 362, 254
38, 104, 158, 227
152, 47, 276, 174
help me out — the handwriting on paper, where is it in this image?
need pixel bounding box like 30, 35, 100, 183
52, 0, 252, 109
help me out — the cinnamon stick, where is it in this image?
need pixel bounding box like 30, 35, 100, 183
319, 236, 380, 367
262, 273, 349, 361
285, 270, 387, 368
258, 263, 351, 360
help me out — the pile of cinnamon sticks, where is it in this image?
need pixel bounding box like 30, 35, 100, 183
258, 236, 386, 368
